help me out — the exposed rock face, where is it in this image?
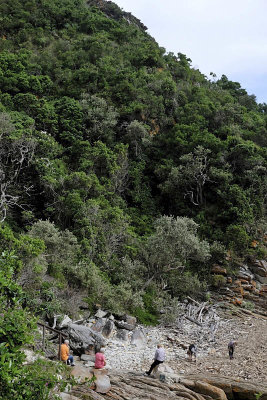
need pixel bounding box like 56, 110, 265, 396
183, 379, 227, 400
181, 375, 267, 400
210, 259, 267, 314
68, 323, 106, 354
248, 260, 267, 283
69, 370, 267, 400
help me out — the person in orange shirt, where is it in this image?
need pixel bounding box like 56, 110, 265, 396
60, 340, 75, 366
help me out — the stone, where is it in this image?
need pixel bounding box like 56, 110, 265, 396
95, 373, 111, 394
91, 318, 106, 333
22, 349, 44, 364
95, 309, 107, 319
255, 273, 267, 284
68, 323, 106, 355
156, 363, 174, 375
194, 380, 227, 400
102, 320, 115, 338
70, 365, 93, 383
58, 315, 72, 329
80, 354, 95, 362
116, 329, 129, 341
84, 361, 95, 367
130, 329, 147, 347
115, 320, 135, 331
123, 314, 137, 325
59, 393, 80, 400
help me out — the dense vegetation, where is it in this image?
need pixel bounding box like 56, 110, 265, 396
0, 0, 266, 320
0, 0, 266, 396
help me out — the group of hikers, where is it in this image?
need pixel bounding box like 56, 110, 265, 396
145, 340, 237, 375
60, 339, 238, 374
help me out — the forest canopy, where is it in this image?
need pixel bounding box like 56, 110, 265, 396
0, 0, 266, 322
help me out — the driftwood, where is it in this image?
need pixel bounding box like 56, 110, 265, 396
179, 298, 221, 340
185, 315, 202, 326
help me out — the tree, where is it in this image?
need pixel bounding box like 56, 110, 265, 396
162, 146, 212, 206
0, 112, 36, 221
143, 215, 210, 286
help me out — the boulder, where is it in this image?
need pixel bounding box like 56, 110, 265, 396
70, 365, 93, 383
92, 368, 111, 393
116, 329, 129, 341
91, 318, 106, 333
154, 363, 174, 377
59, 394, 80, 400
123, 314, 137, 325
102, 320, 114, 338
130, 329, 147, 347
94, 372, 111, 394
95, 309, 107, 319
80, 354, 95, 362
58, 315, 72, 329
194, 380, 227, 400
68, 323, 106, 354
115, 320, 135, 331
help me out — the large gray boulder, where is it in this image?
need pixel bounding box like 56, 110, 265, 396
68, 323, 106, 354
130, 329, 147, 347
93, 369, 111, 394
91, 318, 106, 333
102, 320, 115, 338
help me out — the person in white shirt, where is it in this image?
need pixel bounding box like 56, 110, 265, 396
145, 344, 165, 376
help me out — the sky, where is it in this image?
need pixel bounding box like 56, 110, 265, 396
114, 0, 267, 104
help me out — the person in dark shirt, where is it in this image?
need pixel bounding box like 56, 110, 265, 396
228, 340, 237, 359
187, 344, 197, 361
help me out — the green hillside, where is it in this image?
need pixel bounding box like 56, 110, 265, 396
0, 0, 266, 322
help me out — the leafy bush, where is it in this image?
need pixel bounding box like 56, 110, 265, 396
211, 274, 227, 288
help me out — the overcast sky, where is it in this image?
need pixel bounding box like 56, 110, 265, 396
114, 0, 267, 104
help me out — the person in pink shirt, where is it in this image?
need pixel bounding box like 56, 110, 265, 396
94, 348, 106, 369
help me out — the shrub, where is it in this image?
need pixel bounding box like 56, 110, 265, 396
211, 274, 227, 288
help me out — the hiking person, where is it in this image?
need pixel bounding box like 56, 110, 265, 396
145, 344, 165, 376
95, 348, 106, 369
187, 344, 197, 361
60, 340, 75, 366
228, 339, 237, 359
